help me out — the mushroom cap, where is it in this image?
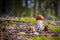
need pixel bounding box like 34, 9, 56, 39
36, 15, 44, 20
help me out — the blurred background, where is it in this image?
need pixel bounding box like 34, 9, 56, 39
0, 0, 60, 20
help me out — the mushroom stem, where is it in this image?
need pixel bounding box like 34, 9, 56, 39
37, 20, 44, 30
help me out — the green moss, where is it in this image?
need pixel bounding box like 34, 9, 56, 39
52, 36, 60, 40
9, 21, 17, 24
44, 21, 60, 32
20, 17, 36, 24
31, 36, 49, 40
50, 26, 60, 32
31, 36, 60, 40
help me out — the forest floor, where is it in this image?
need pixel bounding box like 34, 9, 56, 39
0, 17, 60, 40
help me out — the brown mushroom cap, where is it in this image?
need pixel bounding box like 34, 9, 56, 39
36, 15, 44, 20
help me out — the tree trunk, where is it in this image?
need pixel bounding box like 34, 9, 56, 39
2, 0, 6, 14
54, 3, 58, 17
0, 0, 2, 16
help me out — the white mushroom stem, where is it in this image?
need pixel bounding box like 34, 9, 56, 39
37, 20, 44, 30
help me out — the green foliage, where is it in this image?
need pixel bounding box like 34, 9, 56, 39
9, 21, 18, 24
48, 36, 60, 40
44, 21, 60, 32
20, 17, 36, 24
8, 17, 36, 24
31, 36, 49, 40
52, 36, 60, 40
49, 26, 60, 32
47, 12, 56, 20
41, 8, 57, 20
31, 36, 60, 40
